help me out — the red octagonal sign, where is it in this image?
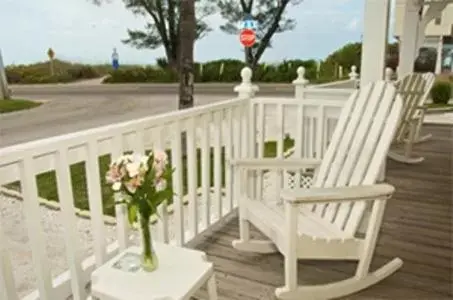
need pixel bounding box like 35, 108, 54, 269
240, 29, 256, 47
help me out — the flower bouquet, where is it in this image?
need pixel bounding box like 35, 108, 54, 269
106, 150, 174, 272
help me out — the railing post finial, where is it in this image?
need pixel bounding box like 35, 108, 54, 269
234, 67, 259, 99
348, 65, 359, 88
348, 65, 358, 80
293, 66, 309, 100
384, 68, 393, 82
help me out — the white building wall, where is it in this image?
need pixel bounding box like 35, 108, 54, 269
394, 1, 453, 38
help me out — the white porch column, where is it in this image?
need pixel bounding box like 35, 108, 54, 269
435, 35, 444, 74
359, 0, 391, 86
398, 0, 421, 78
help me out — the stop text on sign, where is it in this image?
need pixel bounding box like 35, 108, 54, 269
240, 29, 256, 48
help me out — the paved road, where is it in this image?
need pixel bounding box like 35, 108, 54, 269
2, 80, 353, 148
10, 83, 295, 96
0, 93, 237, 147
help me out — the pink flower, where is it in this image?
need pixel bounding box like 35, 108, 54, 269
106, 164, 122, 183
154, 150, 168, 164
125, 175, 144, 193
153, 150, 168, 179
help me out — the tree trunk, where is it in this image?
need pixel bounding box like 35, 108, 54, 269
178, 0, 196, 154
178, 0, 195, 110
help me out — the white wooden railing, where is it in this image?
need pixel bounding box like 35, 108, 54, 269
0, 95, 250, 300
0, 67, 355, 300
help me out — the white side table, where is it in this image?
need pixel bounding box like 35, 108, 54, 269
91, 243, 218, 300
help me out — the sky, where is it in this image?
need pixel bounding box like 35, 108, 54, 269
0, 0, 396, 66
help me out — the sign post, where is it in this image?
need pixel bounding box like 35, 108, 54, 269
112, 48, 119, 70
0, 49, 9, 100
47, 48, 55, 76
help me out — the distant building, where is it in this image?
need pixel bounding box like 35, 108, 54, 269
393, 1, 453, 73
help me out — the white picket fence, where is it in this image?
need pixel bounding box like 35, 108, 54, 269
0, 67, 355, 300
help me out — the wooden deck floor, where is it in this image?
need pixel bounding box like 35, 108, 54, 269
193, 124, 453, 300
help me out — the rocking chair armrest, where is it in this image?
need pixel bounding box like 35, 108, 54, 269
281, 184, 395, 205
229, 158, 322, 170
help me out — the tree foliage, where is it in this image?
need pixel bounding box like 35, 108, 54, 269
217, 0, 303, 68
93, 0, 215, 68
321, 42, 400, 77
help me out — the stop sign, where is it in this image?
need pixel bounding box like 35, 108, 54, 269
239, 29, 256, 47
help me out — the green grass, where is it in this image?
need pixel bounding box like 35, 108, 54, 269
0, 99, 42, 114
427, 103, 453, 108
6, 137, 294, 216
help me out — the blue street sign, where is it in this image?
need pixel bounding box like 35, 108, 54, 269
241, 14, 257, 31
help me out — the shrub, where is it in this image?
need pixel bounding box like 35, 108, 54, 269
430, 81, 452, 105
5, 60, 103, 84
103, 59, 320, 84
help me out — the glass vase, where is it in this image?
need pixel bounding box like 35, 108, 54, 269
139, 214, 158, 272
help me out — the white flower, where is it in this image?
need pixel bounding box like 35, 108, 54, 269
112, 182, 122, 191
140, 155, 149, 171
126, 161, 140, 177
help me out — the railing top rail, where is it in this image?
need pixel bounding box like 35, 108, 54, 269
0, 96, 247, 165
251, 97, 346, 107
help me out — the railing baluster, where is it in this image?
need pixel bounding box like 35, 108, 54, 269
294, 104, 305, 189
256, 102, 265, 201
85, 141, 107, 267
224, 108, 234, 212
186, 117, 198, 237
213, 111, 223, 219
0, 210, 19, 300
316, 106, 324, 159
232, 106, 241, 207
133, 127, 146, 154
275, 103, 284, 197
55, 147, 86, 300
247, 102, 257, 201
111, 135, 130, 251
20, 157, 53, 299
200, 113, 212, 228
153, 127, 169, 243
171, 122, 184, 245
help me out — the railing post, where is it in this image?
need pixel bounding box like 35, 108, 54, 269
348, 65, 359, 89
293, 66, 309, 100
234, 67, 258, 199
234, 67, 259, 99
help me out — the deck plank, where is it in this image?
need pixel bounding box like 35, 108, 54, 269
194, 124, 453, 300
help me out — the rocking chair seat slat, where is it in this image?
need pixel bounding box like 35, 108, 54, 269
244, 198, 350, 242
280, 184, 394, 204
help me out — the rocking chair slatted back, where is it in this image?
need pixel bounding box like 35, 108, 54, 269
421, 73, 435, 104
308, 81, 402, 235
393, 73, 426, 143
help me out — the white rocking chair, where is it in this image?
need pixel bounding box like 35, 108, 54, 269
387, 73, 428, 164
408, 72, 436, 144
230, 81, 403, 299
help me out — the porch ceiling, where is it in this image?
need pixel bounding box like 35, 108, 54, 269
192, 124, 453, 300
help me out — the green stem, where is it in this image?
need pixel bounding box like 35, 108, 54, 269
140, 214, 152, 258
